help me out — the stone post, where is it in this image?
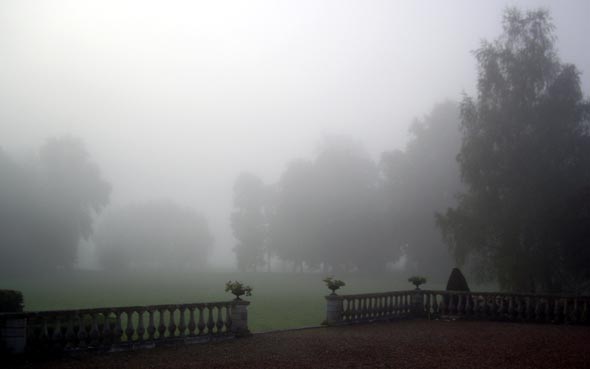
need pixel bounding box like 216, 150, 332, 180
324, 295, 344, 326
0, 313, 27, 354
230, 300, 250, 337
411, 289, 425, 318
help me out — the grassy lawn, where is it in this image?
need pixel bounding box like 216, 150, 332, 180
3, 270, 447, 332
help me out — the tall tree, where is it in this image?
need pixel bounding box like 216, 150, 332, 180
437, 8, 590, 292
38, 137, 111, 269
381, 101, 463, 280
0, 137, 110, 274
231, 172, 269, 272
270, 136, 391, 273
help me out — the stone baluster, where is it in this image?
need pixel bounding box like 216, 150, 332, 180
571, 299, 579, 323
136, 310, 145, 342
187, 307, 196, 336
158, 309, 167, 339
102, 312, 113, 346
490, 296, 497, 319
516, 297, 523, 320
457, 294, 464, 315
439, 294, 446, 315
534, 298, 542, 321
114, 312, 124, 344
224, 305, 232, 333
206, 306, 215, 334
466, 294, 473, 316
553, 299, 560, 322
178, 307, 186, 338
52, 315, 63, 349
197, 307, 205, 335
403, 294, 408, 314
497, 296, 505, 319
563, 299, 569, 323
581, 300, 588, 323
89, 313, 100, 346
40, 316, 49, 345
75, 314, 86, 348
425, 293, 431, 316
524, 296, 533, 320
65, 315, 76, 349
216, 305, 225, 333
432, 294, 439, 315
480, 295, 487, 317
125, 310, 135, 342
544, 299, 551, 323
147, 309, 156, 340
168, 308, 177, 337
448, 293, 455, 315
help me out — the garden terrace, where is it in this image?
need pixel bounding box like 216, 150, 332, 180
10, 320, 590, 369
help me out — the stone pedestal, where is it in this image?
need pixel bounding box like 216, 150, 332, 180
324, 295, 344, 326
0, 314, 26, 354
230, 300, 250, 337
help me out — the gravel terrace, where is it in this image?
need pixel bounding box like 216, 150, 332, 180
10, 320, 590, 369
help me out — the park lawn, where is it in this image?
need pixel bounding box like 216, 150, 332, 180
2, 270, 446, 332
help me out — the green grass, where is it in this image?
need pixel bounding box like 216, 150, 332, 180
2, 270, 447, 332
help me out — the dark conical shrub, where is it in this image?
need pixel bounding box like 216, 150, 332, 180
446, 268, 470, 291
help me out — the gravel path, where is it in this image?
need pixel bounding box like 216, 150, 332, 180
11, 320, 590, 369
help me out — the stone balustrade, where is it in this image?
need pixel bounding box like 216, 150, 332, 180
421, 290, 590, 324
0, 300, 249, 354
325, 290, 415, 325
326, 289, 590, 326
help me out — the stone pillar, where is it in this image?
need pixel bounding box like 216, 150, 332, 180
411, 290, 425, 318
230, 300, 250, 337
324, 295, 344, 326
0, 313, 27, 354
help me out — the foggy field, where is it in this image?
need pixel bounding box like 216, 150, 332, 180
3, 271, 447, 332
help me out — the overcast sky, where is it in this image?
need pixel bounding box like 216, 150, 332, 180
1, 0, 589, 267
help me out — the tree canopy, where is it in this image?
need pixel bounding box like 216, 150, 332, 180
437, 8, 590, 293
0, 137, 110, 274
381, 101, 463, 279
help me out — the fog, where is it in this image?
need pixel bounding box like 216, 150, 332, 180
1, 0, 589, 273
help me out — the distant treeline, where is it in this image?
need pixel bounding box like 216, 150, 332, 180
231, 8, 590, 294
231, 102, 460, 280
1, 8, 589, 294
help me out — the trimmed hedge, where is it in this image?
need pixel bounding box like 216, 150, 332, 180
446, 268, 470, 292
0, 289, 24, 312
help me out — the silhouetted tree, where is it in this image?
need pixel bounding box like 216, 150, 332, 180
271, 136, 392, 273
0, 137, 110, 274
437, 8, 590, 292
95, 201, 213, 270
381, 102, 462, 280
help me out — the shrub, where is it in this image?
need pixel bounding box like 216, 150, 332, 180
225, 281, 253, 300
323, 277, 345, 295
446, 268, 470, 291
0, 289, 24, 312
408, 276, 427, 289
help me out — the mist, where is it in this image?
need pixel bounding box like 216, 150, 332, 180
1, 0, 589, 280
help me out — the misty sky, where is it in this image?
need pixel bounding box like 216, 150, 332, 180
1, 0, 589, 267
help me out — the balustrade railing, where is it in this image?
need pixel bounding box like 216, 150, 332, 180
1, 300, 248, 354
421, 290, 590, 324
325, 290, 415, 325
325, 290, 590, 326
